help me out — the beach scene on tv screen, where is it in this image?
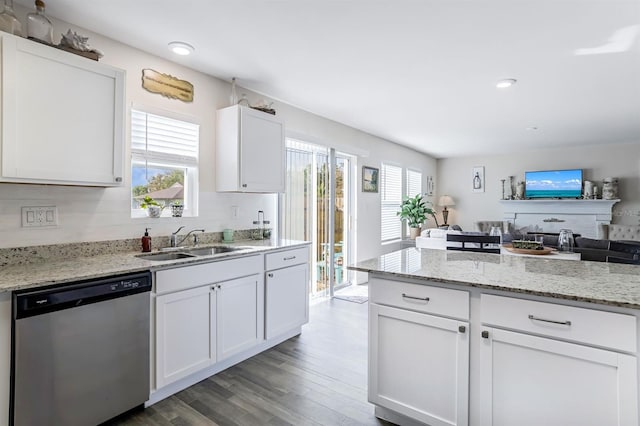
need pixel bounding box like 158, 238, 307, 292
525, 170, 582, 198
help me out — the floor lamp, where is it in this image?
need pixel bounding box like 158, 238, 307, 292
438, 195, 455, 226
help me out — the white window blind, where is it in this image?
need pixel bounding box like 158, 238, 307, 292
406, 169, 422, 198
405, 169, 423, 234
381, 163, 402, 242
131, 110, 198, 164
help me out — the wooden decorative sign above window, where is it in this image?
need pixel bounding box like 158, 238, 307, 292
141, 69, 194, 102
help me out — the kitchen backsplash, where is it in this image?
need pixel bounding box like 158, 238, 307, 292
0, 229, 256, 267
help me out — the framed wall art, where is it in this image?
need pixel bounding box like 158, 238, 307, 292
362, 166, 379, 193
472, 166, 485, 193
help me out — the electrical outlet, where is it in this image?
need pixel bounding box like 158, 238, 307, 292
231, 205, 239, 219
22, 206, 58, 228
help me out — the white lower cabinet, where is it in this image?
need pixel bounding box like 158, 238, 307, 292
265, 247, 310, 339
369, 278, 470, 426
369, 280, 640, 426
265, 263, 309, 339
369, 304, 469, 426
216, 274, 264, 361
156, 285, 216, 388
153, 248, 311, 397
480, 327, 638, 426
155, 273, 263, 388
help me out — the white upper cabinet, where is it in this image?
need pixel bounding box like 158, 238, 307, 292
216, 105, 285, 193
0, 32, 125, 186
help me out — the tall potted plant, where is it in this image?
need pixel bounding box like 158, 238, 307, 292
397, 194, 438, 239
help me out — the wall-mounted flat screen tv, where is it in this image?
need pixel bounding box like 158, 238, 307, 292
525, 169, 583, 199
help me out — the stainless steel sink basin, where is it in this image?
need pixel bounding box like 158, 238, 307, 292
183, 246, 244, 256
137, 252, 197, 261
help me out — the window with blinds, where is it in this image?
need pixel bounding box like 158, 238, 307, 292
406, 169, 422, 198
380, 163, 402, 242
131, 109, 199, 217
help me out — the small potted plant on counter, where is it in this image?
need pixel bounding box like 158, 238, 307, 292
171, 201, 184, 217
397, 194, 438, 239
140, 196, 164, 218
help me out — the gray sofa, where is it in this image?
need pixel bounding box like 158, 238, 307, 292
475, 221, 640, 263
529, 234, 640, 263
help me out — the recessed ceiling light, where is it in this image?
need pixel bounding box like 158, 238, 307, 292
496, 78, 517, 89
168, 41, 194, 56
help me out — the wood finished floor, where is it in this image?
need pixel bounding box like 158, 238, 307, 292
112, 293, 393, 426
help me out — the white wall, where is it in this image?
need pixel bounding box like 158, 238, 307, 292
0, 7, 437, 262
436, 142, 640, 231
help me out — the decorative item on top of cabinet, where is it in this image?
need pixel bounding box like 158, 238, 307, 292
250, 98, 276, 115
59, 29, 103, 60
216, 105, 285, 193
141, 68, 194, 102
0, 32, 125, 186
0, 0, 23, 36
26, 0, 53, 45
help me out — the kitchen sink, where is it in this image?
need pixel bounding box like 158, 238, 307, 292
137, 252, 197, 261
183, 246, 246, 256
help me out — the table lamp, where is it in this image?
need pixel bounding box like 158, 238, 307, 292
438, 195, 455, 226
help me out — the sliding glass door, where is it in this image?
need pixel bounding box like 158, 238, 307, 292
281, 139, 354, 298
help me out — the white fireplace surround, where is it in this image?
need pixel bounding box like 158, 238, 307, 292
500, 199, 620, 239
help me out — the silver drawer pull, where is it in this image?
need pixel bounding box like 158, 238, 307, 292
402, 293, 429, 302
284, 256, 296, 261
528, 314, 572, 326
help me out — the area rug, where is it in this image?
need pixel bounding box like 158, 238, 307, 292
333, 295, 368, 304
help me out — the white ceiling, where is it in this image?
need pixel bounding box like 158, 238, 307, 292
20, 0, 640, 158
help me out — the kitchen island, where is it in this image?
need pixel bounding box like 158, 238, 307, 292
350, 247, 640, 426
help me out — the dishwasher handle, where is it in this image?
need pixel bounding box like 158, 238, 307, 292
14, 271, 152, 319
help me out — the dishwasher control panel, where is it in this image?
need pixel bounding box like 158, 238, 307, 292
14, 271, 152, 319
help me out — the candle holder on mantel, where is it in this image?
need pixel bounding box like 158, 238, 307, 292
509, 176, 515, 200
501, 179, 506, 200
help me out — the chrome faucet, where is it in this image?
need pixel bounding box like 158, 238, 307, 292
170, 227, 205, 247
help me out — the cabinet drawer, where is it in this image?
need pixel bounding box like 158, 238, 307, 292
481, 294, 637, 353
370, 278, 469, 320
156, 255, 262, 295
265, 246, 310, 270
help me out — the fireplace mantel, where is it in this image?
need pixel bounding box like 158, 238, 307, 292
500, 199, 620, 238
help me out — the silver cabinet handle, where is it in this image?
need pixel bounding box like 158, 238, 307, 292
528, 314, 571, 326
268, 273, 274, 278
458, 325, 466, 333
284, 256, 296, 261
482, 330, 489, 339
401, 293, 429, 302
242, 184, 247, 187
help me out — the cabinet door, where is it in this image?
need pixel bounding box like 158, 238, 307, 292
156, 286, 215, 388
265, 263, 309, 339
369, 304, 469, 426
1, 34, 125, 186
480, 327, 638, 426
239, 107, 284, 192
216, 274, 264, 361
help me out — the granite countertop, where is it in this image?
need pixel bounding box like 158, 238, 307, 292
0, 239, 310, 294
350, 248, 640, 308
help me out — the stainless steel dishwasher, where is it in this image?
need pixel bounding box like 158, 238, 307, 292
11, 271, 152, 426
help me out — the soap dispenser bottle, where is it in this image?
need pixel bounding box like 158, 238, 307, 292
142, 228, 152, 252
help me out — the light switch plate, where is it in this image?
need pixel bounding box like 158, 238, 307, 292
22, 206, 58, 228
